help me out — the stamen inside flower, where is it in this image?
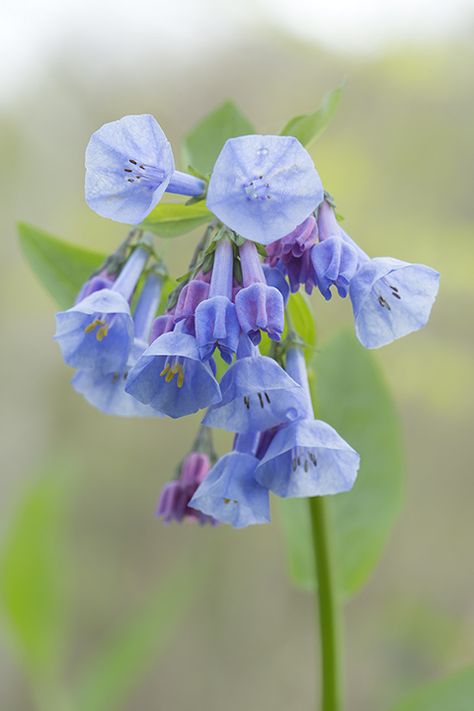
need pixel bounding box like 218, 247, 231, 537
84, 318, 109, 341
377, 279, 403, 310
243, 175, 272, 201
291, 447, 318, 474
123, 159, 166, 188
160, 358, 185, 388
242, 391, 271, 410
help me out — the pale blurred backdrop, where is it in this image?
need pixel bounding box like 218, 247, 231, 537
1, 1, 474, 709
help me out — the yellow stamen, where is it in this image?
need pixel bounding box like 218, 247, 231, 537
84, 318, 102, 334
96, 324, 109, 341
176, 364, 184, 389
160, 364, 170, 377
165, 366, 176, 383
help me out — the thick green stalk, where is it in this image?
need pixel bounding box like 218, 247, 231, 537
309, 496, 342, 711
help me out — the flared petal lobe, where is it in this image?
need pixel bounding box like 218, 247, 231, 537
350, 257, 440, 349
206, 135, 323, 245
125, 331, 221, 418
255, 419, 360, 498
189, 452, 270, 528
55, 289, 133, 373
202, 355, 306, 433
311, 236, 361, 300
194, 295, 241, 363
85, 114, 175, 224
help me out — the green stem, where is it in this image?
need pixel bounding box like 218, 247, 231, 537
309, 496, 342, 711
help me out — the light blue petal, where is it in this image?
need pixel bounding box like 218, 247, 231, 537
189, 452, 270, 528
255, 418, 360, 497
85, 114, 174, 223
202, 355, 306, 433
125, 331, 221, 418
55, 289, 133, 373
206, 135, 323, 245
350, 257, 440, 349
194, 295, 240, 363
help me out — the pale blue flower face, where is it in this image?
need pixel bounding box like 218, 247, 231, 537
350, 257, 440, 349
55, 289, 134, 374
125, 331, 221, 418
85, 114, 175, 224
255, 419, 360, 498
206, 135, 324, 245
202, 355, 307, 434
189, 451, 270, 528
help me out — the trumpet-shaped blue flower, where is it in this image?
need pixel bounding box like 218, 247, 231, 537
55, 242, 149, 373
55, 289, 133, 373
71, 271, 164, 416
85, 114, 205, 224
255, 348, 360, 497
235, 240, 284, 344
206, 135, 323, 245
125, 326, 221, 418
202, 338, 306, 434
195, 238, 240, 362
349, 256, 440, 349
189, 433, 270, 528
311, 236, 360, 299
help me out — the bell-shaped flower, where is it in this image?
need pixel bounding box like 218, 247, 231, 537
235, 240, 284, 344
195, 238, 240, 363
125, 324, 221, 418
349, 257, 440, 349
189, 433, 270, 528
71, 271, 164, 416
206, 135, 323, 245
202, 337, 306, 434
255, 347, 360, 497
262, 264, 290, 304
85, 114, 205, 224
156, 451, 217, 525
311, 236, 360, 299
55, 242, 149, 373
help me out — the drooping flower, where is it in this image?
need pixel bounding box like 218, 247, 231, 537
235, 239, 284, 344
156, 450, 217, 525
75, 268, 116, 302
85, 114, 206, 224
202, 335, 306, 434
125, 322, 221, 418
194, 237, 240, 363
71, 270, 164, 416
255, 347, 360, 497
265, 215, 319, 293
311, 200, 360, 299
206, 135, 324, 245
349, 256, 440, 349
189, 432, 270, 528
55, 241, 150, 373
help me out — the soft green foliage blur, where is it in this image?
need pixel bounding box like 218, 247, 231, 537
1, 21, 473, 711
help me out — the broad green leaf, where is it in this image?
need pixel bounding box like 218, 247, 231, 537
75, 562, 200, 711
279, 329, 403, 597
142, 202, 213, 238
0, 462, 68, 681
389, 667, 474, 711
18, 223, 106, 309
182, 100, 255, 175
280, 85, 343, 146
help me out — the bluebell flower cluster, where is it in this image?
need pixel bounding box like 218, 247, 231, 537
53, 112, 439, 527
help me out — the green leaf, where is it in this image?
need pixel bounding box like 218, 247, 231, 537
389, 667, 474, 711
182, 100, 255, 176
75, 562, 200, 711
0, 462, 68, 681
280, 85, 344, 146
279, 329, 403, 597
142, 202, 213, 238
18, 223, 106, 309
287, 292, 317, 354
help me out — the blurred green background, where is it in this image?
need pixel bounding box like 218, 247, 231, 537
1, 1, 474, 709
